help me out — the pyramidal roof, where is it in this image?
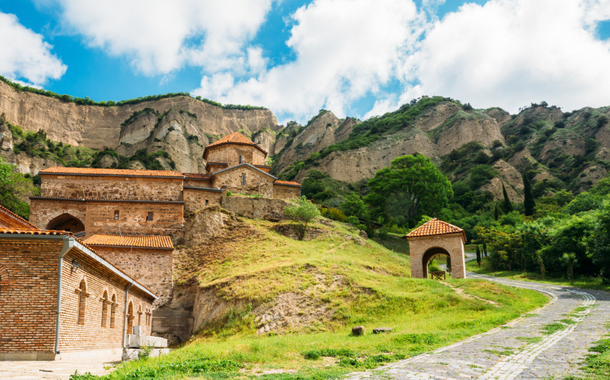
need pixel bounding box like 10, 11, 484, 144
203, 132, 267, 159
406, 218, 466, 242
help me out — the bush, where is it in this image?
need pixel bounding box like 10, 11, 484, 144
284, 196, 321, 240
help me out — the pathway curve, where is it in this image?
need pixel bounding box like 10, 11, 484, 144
345, 274, 610, 380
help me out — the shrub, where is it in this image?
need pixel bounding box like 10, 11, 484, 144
284, 196, 321, 240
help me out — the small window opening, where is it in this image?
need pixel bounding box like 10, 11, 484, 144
77, 280, 87, 325
110, 294, 117, 328
114, 210, 119, 220
147, 212, 153, 221
205, 199, 209, 206
239, 155, 242, 164
242, 174, 246, 185
101, 291, 109, 328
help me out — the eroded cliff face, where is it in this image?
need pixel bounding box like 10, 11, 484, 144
0, 80, 278, 151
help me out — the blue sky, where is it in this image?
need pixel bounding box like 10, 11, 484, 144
1, 0, 610, 124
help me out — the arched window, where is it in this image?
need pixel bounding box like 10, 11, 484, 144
101, 290, 109, 327
110, 294, 117, 328
127, 301, 134, 335
137, 304, 142, 327
77, 279, 87, 325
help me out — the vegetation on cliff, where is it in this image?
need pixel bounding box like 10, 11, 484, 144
0, 157, 38, 218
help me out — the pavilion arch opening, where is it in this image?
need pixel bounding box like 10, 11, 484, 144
422, 247, 451, 279
47, 213, 85, 234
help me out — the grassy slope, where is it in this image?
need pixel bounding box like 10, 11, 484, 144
82, 219, 548, 380
466, 257, 610, 293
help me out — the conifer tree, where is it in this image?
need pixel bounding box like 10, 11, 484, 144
502, 182, 513, 213
523, 172, 535, 216
483, 242, 488, 258
476, 245, 481, 268
494, 204, 499, 221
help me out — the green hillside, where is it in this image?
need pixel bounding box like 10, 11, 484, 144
75, 217, 547, 380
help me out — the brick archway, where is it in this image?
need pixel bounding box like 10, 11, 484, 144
47, 213, 85, 234
406, 219, 467, 279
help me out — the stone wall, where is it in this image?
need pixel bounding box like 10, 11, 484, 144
273, 185, 301, 200
183, 187, 223, 215
92, 246, 173, 303
205, 145, 266, 172
40, 175, 183, 201
408, 234, 466, 279
221, 196, 289, 221
29, 198, 87, 230
183, 179, 213, 188
212, 166, 274, 197
85, 201, 184, 237
58, 249, 154, 353
0, 239, 60, 359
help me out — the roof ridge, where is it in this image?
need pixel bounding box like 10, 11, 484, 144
0, 204, 37, 229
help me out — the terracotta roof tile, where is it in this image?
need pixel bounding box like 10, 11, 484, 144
85, 234, 174, 249
203, 132, 268, 158
406, 218, 466, 241
0, 205, 37, 229
274, 180, 302, 187
0, 227, 66, 235
40, 167, 184, 177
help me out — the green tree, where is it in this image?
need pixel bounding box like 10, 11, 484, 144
502, 182, 513, 213
587, 202, 610, 282
0, 157, 39, 218
483, 242, 488, 258
366, 154, 453, 227
284, 196, 321, 240
340, 192, 367, 219
476, 245, 481, 268
523, 173, 535, 216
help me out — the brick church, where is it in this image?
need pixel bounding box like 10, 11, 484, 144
0, 132, 301, 360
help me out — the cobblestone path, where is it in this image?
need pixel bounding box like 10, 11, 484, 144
345, 274, 610, 380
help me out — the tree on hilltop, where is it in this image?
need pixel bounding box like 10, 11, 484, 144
284, 196, 321, 240
366, 154, 453, 227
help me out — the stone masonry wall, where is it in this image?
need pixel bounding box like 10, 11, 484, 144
29, 198, 87, 230
58, 249, 153, 353
273, 185, 301, 200
206, 145, 266, 173
408, 234, 466, 279
221, 195, 289, 221
85, 201, 184, 238
0, 239, 60, 356
40, 175, 183, 201
183, 188, 223, 215
92, 246, 173, 303
212, 166, 274, 197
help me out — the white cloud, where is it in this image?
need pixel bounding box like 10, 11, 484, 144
42, 0, 274, 75
368, 0, 610, 116
0, 12, 66, 84
192, 0, 422, 121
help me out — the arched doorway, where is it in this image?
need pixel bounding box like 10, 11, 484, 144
422, 247, 450, 279
47, 213, 85, 234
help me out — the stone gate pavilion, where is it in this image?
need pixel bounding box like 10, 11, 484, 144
406, 218, 467, 279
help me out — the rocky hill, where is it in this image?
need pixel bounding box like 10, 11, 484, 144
2, 77, 610, 205
0, 79, 279, 174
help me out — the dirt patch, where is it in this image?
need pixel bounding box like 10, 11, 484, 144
439, 281, 499, 307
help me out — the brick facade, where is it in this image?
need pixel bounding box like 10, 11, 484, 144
29, 198, 87, 231
183, 187, 223, 215
272, 184, 301, 200
40, 175, 183, 202
89, 246, 173, 301
205, 144, 266, 173
0, 239, 61, 358
211, 165, 275, 197
0, 234, 156, 360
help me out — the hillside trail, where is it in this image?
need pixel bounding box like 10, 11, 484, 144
345, 273, 610, 380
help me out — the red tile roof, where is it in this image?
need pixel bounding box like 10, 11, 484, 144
85, 234, 174, 249
203, 132, 267, 158
0, 227, 67, 236
274, 180, 302, 187
39, 167, 184, 177
0, 205, 37, 229
406, 218, 466, 241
